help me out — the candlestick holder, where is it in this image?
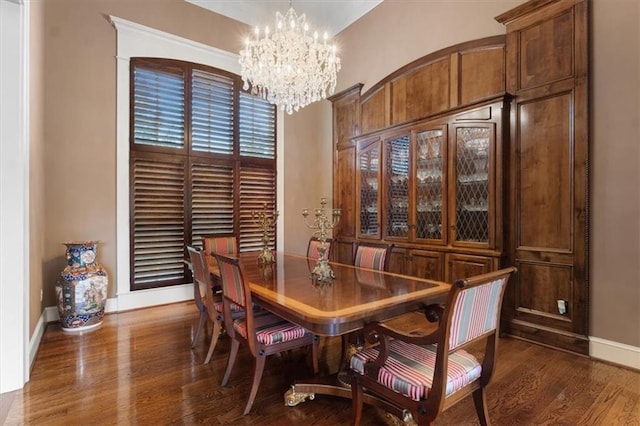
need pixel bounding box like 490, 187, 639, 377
302, 197, 341, 282
252, 203, 279, 265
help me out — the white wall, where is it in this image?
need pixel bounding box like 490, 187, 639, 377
0, 0, 29, 393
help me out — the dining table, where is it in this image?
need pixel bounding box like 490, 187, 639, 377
206, 250, 450, 416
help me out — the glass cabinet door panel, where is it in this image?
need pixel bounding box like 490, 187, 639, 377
385, 135, 410, 238
359, 144, 380, 237
454, 126, 491, 244
415, 129, 445, 241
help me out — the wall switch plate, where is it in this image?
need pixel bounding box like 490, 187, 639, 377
557, 299, 567, 315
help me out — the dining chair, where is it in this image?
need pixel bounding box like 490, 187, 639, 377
215, 253, 319, 415
187, 246, 244, 364
349, 266, 517, 426
203, 234, 238, 256
307, 236, 333, 260
353, 241, 394, 271
186, 246, 208, 349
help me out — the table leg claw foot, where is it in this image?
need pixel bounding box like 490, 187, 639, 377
284, 386, 315, 406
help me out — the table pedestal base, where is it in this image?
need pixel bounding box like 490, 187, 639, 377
283, 373, 411, 423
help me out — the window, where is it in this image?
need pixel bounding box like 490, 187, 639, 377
130, 58, 276, 290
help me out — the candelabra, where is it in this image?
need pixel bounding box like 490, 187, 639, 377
252, 203, 279, 265
302, 197, 341, 281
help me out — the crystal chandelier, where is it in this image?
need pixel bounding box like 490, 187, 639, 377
239, 4, 341, 114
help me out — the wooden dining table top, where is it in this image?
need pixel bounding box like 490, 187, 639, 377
207, 251, 450, 336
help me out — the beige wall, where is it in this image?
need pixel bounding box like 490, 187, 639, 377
590, 0, 640, 346
29, 1, 45, 335
35, 0, 640, 347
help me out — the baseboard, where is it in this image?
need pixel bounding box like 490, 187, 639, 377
590, 336, 640, 371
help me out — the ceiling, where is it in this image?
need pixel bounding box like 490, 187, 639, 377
185, 0, 382, 37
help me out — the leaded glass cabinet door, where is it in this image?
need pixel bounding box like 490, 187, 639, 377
385, 134, 410, 240
414, 126, 446, 244
357, 140, 381, 239
450, 124, 494, 248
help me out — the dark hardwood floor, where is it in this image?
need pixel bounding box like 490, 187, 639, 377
2, 302, 639, 425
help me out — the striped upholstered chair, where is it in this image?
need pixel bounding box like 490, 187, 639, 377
353, 241, 394, 271
203, 235, 238, 256
215, 253, 319, 415
187, 246, 244, 364
350, 267, 517, 426
307, 236, 333, 260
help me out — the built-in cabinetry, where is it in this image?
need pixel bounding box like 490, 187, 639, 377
354, 99, 507, 282
330, 36, 508, 283
330, 0, 589, 355
496, 0, 589, 355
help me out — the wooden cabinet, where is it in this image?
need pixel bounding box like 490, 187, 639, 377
445, 253, 495, 283
352, 98, 506, 278
496, 0, 589, 355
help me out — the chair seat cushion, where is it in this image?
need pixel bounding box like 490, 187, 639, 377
233, 312, 311, 345
350, 340, 481, 401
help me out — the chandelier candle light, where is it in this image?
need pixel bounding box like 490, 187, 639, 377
252, 203, 279, 264
302, 197, 341, 281
239, 2, 341, 114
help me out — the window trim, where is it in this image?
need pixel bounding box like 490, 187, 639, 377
111, 16, 284, 311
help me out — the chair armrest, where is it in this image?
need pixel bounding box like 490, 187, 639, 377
423, 303, 444, 323
359, 321, 440, 375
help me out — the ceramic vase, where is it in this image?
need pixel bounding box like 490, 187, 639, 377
55, 241, 108, 332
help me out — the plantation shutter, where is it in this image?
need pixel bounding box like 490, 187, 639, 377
239, 92, 276, 159
131, 155, 186, 288
239, 167, 277, 252
130, 59, 277, 290
133, 65, 185, 149
191, 69, 234, 155
190, 161, 235, 248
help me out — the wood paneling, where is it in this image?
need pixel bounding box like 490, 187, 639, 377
518, 11, 574, 90
391, 58, 450, 125
499, 0, 589, 354
459, 47, 506, 105
516, 261, 572, 322
360, 87, 387, 134
518, 92, 572, 251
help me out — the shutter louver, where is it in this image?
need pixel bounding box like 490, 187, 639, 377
133, 66, 185, 149
239, 92, 276, 159
191, 70, 234, 155
132, 156, 186, 288
191, 161, 235, 248
239, 167, 276, 252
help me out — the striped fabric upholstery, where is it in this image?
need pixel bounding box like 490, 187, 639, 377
449, 278, 507, 350
354, 246, 387, 271
218, 259, 246, 308
204, 236, 237, 256
233, 312, 311, 345
213, 300, 243, 313
350, 340, 481, 401
308, 239, 330, 260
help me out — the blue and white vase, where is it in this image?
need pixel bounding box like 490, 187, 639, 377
55, 241, 108, 332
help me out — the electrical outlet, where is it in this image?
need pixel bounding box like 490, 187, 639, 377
557, 299, 567, 315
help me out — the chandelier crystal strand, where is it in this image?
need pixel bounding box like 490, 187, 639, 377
239, 6, 341, 114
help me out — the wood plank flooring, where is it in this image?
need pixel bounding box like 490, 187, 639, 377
2, 301, 639, 425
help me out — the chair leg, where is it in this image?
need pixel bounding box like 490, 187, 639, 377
204, 319, 222, 364
243, 355, 266, 415
221, 339, 240, 386
351, 374, 363, 426
191, 310, 207, 348
473, 387, 491, 426
311, 336, 319, 374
